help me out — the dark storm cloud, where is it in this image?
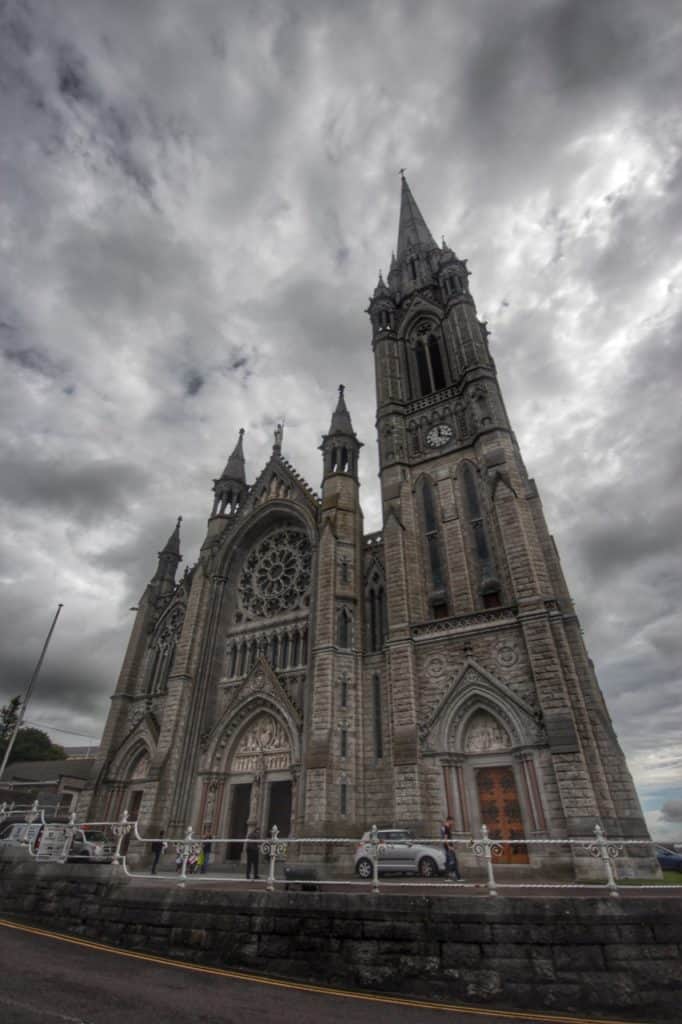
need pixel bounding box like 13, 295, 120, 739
661, 800, 682, 824
0, 457, 149, 522
3, 346, 64, 379
0, 0, 680, 823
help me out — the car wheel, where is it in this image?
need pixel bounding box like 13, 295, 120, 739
418, 856, 438, 878
356, 857, 374, 879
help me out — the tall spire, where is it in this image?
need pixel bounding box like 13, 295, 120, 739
161, 516, 182, 557
328, 384, 354, 437
212, 428, 248, 517
151, 517, 182, 598
320, 385, 362, 483
396, 173, 437, 257
219, 428, 246, 484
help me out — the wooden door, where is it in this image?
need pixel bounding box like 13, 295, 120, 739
475, 766, 529, 864
228, 783, 251, 860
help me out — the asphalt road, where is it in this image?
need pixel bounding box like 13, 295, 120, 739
0, 918, 638, 1024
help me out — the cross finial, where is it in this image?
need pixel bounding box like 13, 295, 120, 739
339, 384, 345, 396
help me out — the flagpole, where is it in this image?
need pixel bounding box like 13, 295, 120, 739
0, 603, 64, 780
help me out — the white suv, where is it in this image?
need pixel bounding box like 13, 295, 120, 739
354, 829, 448, 878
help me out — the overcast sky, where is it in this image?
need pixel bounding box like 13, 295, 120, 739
1, 0, 680, 839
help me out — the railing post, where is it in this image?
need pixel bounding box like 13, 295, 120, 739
471, 824, 499, 897
594, 824, 619, 898
178, 827, 193, 886
369, 823, 380, 894
61, 811, 77, 862
26, 800, 40, 823
267, 825, 279, 892
112, 810, 130, 866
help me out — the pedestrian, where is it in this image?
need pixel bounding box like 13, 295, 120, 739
440, 814, 464, 881
245, 827, 260, 880
151, 830, 167, 875
201, 833, 213, 874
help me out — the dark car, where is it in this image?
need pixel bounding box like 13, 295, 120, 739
655, 844, 682, 872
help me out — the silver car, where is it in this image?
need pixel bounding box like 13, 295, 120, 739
354, 829, 447, 879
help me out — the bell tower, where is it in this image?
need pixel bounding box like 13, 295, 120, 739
363, 175, 651, 856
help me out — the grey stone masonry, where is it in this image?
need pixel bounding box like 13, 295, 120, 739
83, 176, 652, 873
0, 858, 679, 1022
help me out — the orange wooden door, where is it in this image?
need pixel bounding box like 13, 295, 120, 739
475, 766, 529, 864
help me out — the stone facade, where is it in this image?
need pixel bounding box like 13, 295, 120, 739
81, 177, 652, 874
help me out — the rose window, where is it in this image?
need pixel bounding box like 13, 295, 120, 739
239, 528, 311, 617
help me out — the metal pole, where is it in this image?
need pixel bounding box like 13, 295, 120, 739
267, 825, 279, 892
0, 604, 64, 779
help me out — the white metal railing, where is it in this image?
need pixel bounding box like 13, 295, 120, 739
8, 811, 677, 898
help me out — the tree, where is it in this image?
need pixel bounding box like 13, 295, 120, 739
0, 698, 66, 764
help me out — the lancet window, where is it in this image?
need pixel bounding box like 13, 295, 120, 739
366, 568, 387, 652
144, 603, 184, 695
419, 477, 448, 617
461, 462, 502, 607
226, 624, 309, 679
411, 321, 449, 398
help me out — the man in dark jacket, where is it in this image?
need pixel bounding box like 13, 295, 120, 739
151, 830, 167, 875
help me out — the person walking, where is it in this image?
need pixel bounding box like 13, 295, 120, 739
245, 827, 260, 880
201, 833, 213, 874
440, 814, 464, 881
150, 830, 167, 875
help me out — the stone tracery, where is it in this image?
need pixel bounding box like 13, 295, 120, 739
239, 527, 311, 618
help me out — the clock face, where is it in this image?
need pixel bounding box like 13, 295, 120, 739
426, 423, 453, 448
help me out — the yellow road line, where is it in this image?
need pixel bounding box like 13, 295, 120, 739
0, 917, 647, 1024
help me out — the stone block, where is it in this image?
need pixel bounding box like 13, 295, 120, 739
441, 942, 482, 967
553, 945, 605, 971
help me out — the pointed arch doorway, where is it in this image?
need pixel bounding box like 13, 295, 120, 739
464, 710, 529, 865
223, 710, 294, 859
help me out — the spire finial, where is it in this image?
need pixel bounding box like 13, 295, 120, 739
176, 515, 182, 528
399, 167, 406, 178
273, 422, 284, 452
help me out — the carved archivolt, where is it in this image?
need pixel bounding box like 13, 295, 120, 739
421, 660, 544, 754
205, 659, 302, 774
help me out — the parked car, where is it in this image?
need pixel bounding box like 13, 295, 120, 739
67, 828, 115, 864
655, 844, 682, 872
354, 829, 447, 878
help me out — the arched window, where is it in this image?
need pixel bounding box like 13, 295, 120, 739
422, 480, 444, 591
367, 571, 387, 652
229, 644, 238, 678
291, 631, 300, 666
373, 674, 383, 759
413, 330, 449, 397
269, 634, 278, 667
280, 633, 289, 669
461, 462, 502, 606
338, 608, 351, 648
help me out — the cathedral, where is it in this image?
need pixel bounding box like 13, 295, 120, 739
82, 177, 651, 873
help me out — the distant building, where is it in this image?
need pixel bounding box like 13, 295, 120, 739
80, 177, 652, 874
1, 758, 96, 816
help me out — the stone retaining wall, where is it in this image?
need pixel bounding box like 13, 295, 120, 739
1, 856, 680, 1021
